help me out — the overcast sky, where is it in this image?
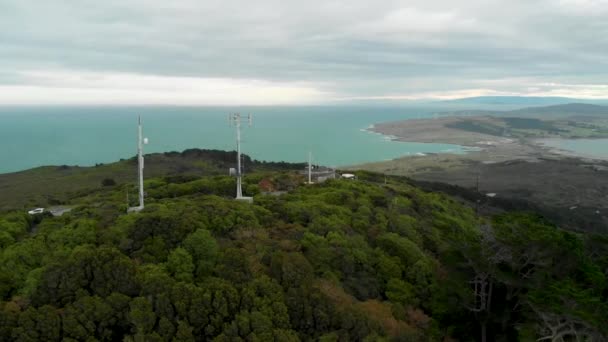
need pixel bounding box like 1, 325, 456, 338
1, 0, 607, 105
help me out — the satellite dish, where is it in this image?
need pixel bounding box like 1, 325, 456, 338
143, 138, 149, 144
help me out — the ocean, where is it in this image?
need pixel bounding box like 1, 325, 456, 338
0, 106, 469, 174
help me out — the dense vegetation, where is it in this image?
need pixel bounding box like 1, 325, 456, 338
0, 169, 606, 341
0, 148, 306, 211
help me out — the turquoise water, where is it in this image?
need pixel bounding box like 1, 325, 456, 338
538, 138, 608, 160
0, 106, 469, 174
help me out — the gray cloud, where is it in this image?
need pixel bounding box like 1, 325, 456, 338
0, 0, 607, 103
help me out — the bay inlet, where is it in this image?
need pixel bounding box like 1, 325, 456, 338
536, 138, 608, 160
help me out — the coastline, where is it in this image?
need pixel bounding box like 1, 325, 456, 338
365, 116, 608, 165
353, 117, 608, 232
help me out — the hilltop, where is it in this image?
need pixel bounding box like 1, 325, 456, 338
0, 149, 304, 211
0, 160, 606, 341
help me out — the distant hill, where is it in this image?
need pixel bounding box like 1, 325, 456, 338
509, 103, 608, 117
438, 103, 608, 118
439, 96, 608, 106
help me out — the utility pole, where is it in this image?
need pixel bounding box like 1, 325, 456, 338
229, 113, 252, 201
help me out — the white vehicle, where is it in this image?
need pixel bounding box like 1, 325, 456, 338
341, 173, 356, 180
28, 208, 45, 215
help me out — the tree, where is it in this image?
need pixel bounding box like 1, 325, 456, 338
385, 279, 417, 306
182, 229, 218, 279
157, 317, 176, 341
62, 295, 116, 341
172, 320, 194, 342
12, 305, 61, 342
270, 252, 313, 290
216, 248, 252, 283
101, 178, 116, 187
128, 297, 156, 336
0, 301, 20, 340
166, 248, 194, 282
32, 246, 138, 306
240, 276, 291, 329
376, 233, 425, 268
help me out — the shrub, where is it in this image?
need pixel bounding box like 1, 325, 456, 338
101, 178, 116, 187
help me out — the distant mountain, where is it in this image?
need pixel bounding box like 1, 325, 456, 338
510, 103, 608, 116
438, 103, 608, 118
439, 96, 608, 106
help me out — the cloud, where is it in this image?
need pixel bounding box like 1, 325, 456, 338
357, 7, 480, 36
0, 0, 606, 104
0, 70, 328, 105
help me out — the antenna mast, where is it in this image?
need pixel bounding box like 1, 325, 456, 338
138, 116, 144, 208
307, 151, 313, 184
129, 115, 148, 212
229, 113, 252, 200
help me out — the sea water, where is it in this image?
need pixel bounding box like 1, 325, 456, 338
537, 138, 608, 160
0, 106, 469, 174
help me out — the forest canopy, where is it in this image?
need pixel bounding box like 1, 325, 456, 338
0, 170, 606, 341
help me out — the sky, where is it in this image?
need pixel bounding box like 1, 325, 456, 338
0, 0, 607, 105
